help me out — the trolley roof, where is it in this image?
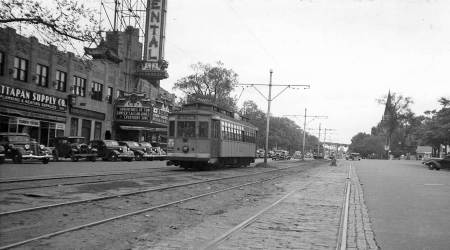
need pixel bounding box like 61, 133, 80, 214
171, 102, 257, 129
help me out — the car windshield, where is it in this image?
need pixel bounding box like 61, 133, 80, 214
105, 141, 119, 147
68, 138, 85, 144
6, 135, 30, 142
140, 142, 152, 147
127, 142, 140, 147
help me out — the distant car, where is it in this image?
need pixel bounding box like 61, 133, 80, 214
119, 141, 152, 161
256, 149, 265, 158
293, 151, 302, 159
424, 155, 450, 170
272, 150, 290, 160
50, 136, 97, 162
150, 146, 166, 161
89, 140, 134, 162
349, 153, 361, 161
0, 132, 51, 164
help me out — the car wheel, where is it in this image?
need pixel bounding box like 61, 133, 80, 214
110, 153, 118, 162
135, 154, 142, 161
52, 150, 59, 162
71, 153, 79, 162
90, 156, 97, 162
42, 158, 49, 164
127, 157, 133, 162
13, 153, 22, 164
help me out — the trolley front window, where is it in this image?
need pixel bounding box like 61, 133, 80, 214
169, 121, 175, 137
199, 122, 209, 138
177, 121, 196, 138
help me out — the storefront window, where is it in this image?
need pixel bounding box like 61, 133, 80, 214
70, 118, 79, 136
56, 70, 67, 92
81, 119, 91, 142
35, 64, 48, 87
13, 56, 28, 82
94, 121, 102, 139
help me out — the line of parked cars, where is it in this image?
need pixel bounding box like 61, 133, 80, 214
0, 132, 166, 164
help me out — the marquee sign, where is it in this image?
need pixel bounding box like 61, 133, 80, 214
0, 84, 67, 112
144, 0, 167, 63
115, 93, 152, 121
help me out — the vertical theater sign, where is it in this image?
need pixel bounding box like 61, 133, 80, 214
135, 0, 169, 86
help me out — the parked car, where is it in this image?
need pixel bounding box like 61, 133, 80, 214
89, 140, 134, 161
119, 141, 152, 161
0, 132, 51, 164
272, 150, 290, 160
424, 154, 450, 170
0, 145, 5, 164
50, 136, 97, 162
293, 151, 302, 159
256, 149, 265, 158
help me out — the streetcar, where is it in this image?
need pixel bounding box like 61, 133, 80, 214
166, 101, 258, 169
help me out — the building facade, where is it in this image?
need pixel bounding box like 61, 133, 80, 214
0, 26, 174, 146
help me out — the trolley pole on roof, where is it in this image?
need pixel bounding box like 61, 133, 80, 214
237, 70, 310, 166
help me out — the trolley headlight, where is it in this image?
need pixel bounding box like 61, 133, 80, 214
24, 144, 30, 150
182, 145, 189, 153
40, 145, 45, 150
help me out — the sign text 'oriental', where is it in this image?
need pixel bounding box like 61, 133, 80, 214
145, 0, 166, 62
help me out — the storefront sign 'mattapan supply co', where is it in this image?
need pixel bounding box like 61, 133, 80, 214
0, 84, 67, 111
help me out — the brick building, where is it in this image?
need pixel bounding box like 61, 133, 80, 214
0, 26, 175, 146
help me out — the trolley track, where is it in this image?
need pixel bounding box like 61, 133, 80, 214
0, 168, 182, 192
0, 161, 315, 249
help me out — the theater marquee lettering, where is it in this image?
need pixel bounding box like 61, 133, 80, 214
115, 106, 152, 121
0, 84, 67, 111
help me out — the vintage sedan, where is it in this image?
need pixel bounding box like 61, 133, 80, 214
425, 154, 450, 170
0, 132, 51, 164
50, 136, 97, 162
139, 142, 166, 161
118, 141, 152, 161
89, 140, 134, 162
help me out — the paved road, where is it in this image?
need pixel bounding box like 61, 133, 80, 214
354, 159, 450, 250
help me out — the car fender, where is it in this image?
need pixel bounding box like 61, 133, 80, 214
112, 150, 121, 155
429, 160, 441, 169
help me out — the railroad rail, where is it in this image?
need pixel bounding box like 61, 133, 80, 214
0, 163, 309, 250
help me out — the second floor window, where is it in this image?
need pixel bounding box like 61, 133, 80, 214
13, 56, 28, 82
0, 51, 4, 76
91, 82, 103, 101
106, 86, 113, 104
55, 70, 67, 92
72, 76, 86, 97
35, 64, 48, 87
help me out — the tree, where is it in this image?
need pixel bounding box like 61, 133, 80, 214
420, 97, 450, 156
174, 61, 239, 110
0, 0, 99, 48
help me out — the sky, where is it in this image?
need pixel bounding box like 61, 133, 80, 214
45, 0, 450, 144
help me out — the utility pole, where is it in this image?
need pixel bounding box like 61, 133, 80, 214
264, 70, 273, 165
237, 71, 310, 166
284, 113, 327, 159
317, 123, 321, 156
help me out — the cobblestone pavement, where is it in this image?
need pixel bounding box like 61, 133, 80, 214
133, 161, 378, 249
347, 163, 379, 250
